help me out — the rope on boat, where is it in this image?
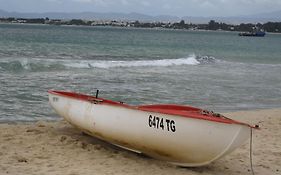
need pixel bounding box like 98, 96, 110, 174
250, 127, 255, 175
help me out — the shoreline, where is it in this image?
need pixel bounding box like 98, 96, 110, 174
1, 108, 280, 175
1, 22, 281, 35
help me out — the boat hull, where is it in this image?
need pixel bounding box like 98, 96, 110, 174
239, 31, 266, 37
48, 92, 251, 167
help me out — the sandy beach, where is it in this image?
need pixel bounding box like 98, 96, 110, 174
1, 108, 280, 175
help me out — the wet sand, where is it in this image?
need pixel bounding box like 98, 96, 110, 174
1, 108, 280, 175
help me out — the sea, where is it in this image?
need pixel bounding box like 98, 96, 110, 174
0, 23, 281, 122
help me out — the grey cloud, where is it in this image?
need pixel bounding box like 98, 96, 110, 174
0, 0, 280, 16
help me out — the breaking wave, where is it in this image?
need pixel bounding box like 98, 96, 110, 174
0, 59, 66, 72
0, 55, 217, 72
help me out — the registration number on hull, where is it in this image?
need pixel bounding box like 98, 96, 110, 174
52, 97, 59, 102
148, 115, 176, 132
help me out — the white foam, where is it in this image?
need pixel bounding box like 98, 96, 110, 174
63, 55, 200, 69
19, 58, 31, 70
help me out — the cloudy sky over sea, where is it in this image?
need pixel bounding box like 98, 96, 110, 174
0, 0, 281, 17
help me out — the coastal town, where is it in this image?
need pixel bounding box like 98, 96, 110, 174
1, 17, 281, 33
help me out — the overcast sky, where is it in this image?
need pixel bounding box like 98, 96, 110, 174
0, 0, 281, 17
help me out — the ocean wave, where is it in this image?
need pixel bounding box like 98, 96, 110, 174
0, 59, 66, 72
0, 55, 217, 72
65, 55, 204, 69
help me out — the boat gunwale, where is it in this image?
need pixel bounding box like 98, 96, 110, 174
48, 90, 257, 128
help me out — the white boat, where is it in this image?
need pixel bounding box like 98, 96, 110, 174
48, 90, 258, 167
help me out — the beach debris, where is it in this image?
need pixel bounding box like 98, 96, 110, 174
60, 135, 67, 142
15, 156, 28, 163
